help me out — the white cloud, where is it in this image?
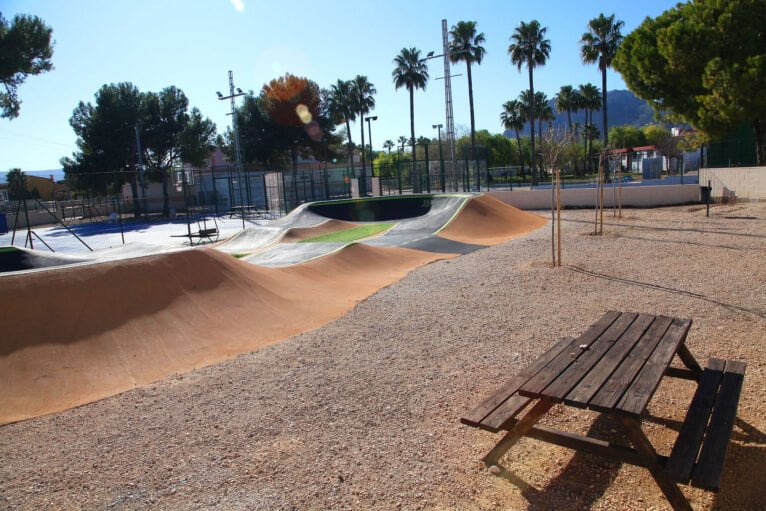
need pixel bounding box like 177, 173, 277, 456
230, 0, 245, 12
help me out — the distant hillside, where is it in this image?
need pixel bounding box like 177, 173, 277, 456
506, 89, 658, 137
0, 169, 65, 184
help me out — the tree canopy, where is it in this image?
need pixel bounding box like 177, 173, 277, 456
613, 0, 766, 164
0, 12, 54, 119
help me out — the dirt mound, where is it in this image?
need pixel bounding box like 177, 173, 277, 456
0, 245, 452, 425
438, 194, 546, 245
280, 219, 359, 243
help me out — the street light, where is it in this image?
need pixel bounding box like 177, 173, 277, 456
217, 70, 246, 229
433, 124, 445, 192
365, 116, 378, 183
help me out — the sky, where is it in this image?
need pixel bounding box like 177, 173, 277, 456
0, 0, 680, 173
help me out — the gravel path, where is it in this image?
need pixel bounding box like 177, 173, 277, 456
1, 202, 765, 510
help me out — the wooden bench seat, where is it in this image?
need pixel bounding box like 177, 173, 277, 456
666, 358, 746, 491
190, 228, 218, 238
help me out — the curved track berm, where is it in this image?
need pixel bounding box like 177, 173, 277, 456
0, 194, 544, 424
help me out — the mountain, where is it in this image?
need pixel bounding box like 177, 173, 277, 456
505, 89, 658, 137
0, 169, 65, 184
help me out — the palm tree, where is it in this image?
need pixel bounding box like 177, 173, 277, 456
535, 91, 554, 142
392, 47, 429, 186
328, 80, 356, 173
449, 21, 486, 163
350, 75, 376, 192
508, 20, 551, 186
383, 139, 394, 154
555, 85, 577, 132
581, 13, 624, 151
500, 100, 526, 177
578, 83, 601, 172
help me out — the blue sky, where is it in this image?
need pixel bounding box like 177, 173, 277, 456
0, 0, 679, 172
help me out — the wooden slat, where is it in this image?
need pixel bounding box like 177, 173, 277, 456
460, 336, 573, 427
541, 312, 639, 402
588, 316, 674, 412
564, 314, 655, 407
666, 358, 726, 484
479, 394, 532, 432
518, 311, 621, 398
691, 360, 746, 491
616, 317, 693, 416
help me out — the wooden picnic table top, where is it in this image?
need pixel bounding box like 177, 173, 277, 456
517, 310, 693, 417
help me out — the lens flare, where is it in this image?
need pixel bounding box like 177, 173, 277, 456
296, 104, 312, 124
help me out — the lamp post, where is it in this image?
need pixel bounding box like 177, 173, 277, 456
433, 124, 445, 192
365, 116, 378, 187
217, 71, 246, 229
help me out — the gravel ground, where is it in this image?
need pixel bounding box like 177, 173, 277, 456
1, 202, 765, 511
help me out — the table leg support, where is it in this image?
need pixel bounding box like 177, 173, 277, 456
482, 398, 554, 468
677, 343, 703, 380
619, 416, 693, 511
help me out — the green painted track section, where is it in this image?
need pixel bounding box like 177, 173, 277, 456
299, 223, 393, 243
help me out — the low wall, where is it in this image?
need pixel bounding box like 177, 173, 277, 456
489, 184, 700, 210
699, 167, 765, 201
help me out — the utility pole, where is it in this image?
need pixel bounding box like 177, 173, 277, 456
217, 71, 246, 229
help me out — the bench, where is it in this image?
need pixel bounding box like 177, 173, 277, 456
460, 312, 747, 511
170, 228, 219, 245
666, 358, 746, 492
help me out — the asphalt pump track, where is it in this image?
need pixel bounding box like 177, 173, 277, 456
0, 194, 545, 424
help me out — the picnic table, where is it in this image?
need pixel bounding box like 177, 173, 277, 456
462, 311, 746, 511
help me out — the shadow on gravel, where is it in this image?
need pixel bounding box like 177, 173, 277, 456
495, 414, 625, 510
562, 217, 766, 239
566, 265, 766, 320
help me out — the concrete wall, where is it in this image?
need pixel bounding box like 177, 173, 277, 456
699, 167, 765, 201
489, 184, 700, 210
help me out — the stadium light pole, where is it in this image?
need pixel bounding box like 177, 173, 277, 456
217, 70, 246, 229
365, 116, 378, 181
433, 124, 445, 192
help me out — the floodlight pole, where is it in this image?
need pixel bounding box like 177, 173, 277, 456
433, 124, 445, 192
218, 71, 246, 229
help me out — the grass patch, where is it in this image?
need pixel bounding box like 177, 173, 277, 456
231, 253, 250, 259
299, 223, 393, 243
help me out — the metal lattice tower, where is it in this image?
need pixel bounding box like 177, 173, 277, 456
441, 19, 457, 170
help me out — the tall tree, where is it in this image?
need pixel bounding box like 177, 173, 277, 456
581, 13, 625, 152
392, 47, 429, 183
328, 79, 356, 172
141, 86, 216, 216
578, 83, 601, 171
508, 20, 551, 185
614, 0, 766, 165
383, 139, 394, 154
449, 21, 486, 162
349, 75, 376, 192
0, 13, 54, 119
500, 99, 527, 176
63, 82, 144, 216
555, 85, 577, 132
5, 168, 27, 200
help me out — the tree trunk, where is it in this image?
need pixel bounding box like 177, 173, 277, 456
162, 172, 169, 217
567, 109, 572, 133
409, 86, 416, 192
601, 66, 610, 182
515, 129, 524, 179
130, 177, 140, 218
754, 119, 765, 166
528, 65, 537, 186
345, 118, 355, 174
467, 60, 476, 162
584, 109, 589, 173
